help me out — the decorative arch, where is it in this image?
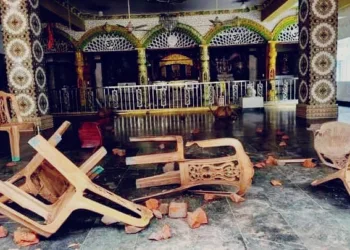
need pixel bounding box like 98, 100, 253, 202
272, 16, 298, 42
43, 26, 78, 53
78, 24, 141, 51
204, 17, 272, 45
142, 23, 204, 49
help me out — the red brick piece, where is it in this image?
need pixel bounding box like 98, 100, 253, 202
168, 202, 188, 218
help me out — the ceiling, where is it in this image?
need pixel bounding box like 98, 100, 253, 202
60, 0, 266, 16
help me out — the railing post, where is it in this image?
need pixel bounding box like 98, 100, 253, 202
75, 50, 86, 107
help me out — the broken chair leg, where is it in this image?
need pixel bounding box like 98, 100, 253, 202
276, 158, 316, 166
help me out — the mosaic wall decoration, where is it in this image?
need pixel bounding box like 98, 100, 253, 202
297, 0, 337, 107
147, 31, 198, 49
83, 33, 135, 52
1, 0, 37, 118
209, 27, 265, 46
28, 0, 49, 115
277, 23, 298, 43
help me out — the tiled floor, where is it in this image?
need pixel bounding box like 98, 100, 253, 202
0, 107, 350, 250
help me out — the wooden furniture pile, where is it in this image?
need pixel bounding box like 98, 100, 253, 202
0, 91, 33, 161
311, 121, 350, 194
0, 121, 153, 238
126, 136, 254, 202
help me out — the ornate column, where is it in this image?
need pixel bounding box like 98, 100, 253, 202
137, 48, 148, 85
268, 41, 278, 101
75, 50, 86, 106
297, 0, 338, 119
0, 0, 52, 129
200, 45, 210, 82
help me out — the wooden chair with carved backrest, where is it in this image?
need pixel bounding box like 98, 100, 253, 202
126, 136, 254, 202
0, 134, 153, 237
0, 91, 33, 161
311, 122, 350, 195
0, 121, 103, 204
313, 121, 350, 170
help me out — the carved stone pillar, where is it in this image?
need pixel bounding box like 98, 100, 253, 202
0, 0, 53, 129
296, 0, 338, 119
200, 45, 210, 82
137, 48, 148, 85
268, 41, 278, 101
75, 50, 86, 106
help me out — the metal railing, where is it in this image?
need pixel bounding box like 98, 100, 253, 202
49, 78, 298, 113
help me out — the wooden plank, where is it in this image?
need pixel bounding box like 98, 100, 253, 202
40, 0, 85, 31
136, 171, 181, 188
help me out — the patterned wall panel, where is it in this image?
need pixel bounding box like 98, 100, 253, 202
147, 31, 198, 49
1, 0, 37, 118
209, 27, 265, 46
298, 0, 337, 107
83, 33, 135, 52
28, 0, 49, 115
277, 23, 298, 43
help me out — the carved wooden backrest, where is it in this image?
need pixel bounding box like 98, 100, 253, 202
314, 122, 350, 157
0, 91, 23, 125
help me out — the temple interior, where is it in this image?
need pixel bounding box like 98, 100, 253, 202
0, 0, 350, 249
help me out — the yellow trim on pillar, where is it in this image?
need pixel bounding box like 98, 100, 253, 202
339, 0, 350, 10
262, 0, 297, 22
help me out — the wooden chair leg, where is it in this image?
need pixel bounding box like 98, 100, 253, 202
311, 169, 344, 186
8, 126, 20, 162
136, 171, 181, 188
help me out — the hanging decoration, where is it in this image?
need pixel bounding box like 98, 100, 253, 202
47, 23, 55, 50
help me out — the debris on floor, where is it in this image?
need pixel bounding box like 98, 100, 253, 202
0, 226, 8, 238
303, 158, 317, 168
282, 135, 290, 140
112, 148, 126, 157
158, 203, 169, 215
266, 156, 278, 166
145, 198, 160, 210
67, 243, 80, 249
187, 207, 208, 229
204, 193, 217, 201
125, 225, 145, 234
279, 141, 287, 147
152, 209, 163, 219
13, 227, 39, 247
191, 128, 200, 134
148, 224, 171, 241
5, 162, 17, 167
253, 161, 266, 168
229, 193, 245, 203
168, 202, 188, 218
270, 179, 283, 186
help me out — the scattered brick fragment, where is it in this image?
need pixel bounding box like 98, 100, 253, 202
187, 208, 208, 229
13, 227, 39, 247
6, 162, 17, 167
270, 179, 283, 186
152, 209, 163, 219
148, 225, 171, 241
229, 193, 245, 203
204, 193, 217, 201
125, 225, 145, 234
0, 226, 8, 238
145, 199, 159, 210
303, 159, 317, 168
279, 141, 287, 147
254, 162, 266, 168
266, 156, 278, 166
168, 202, 188, 218
112, 148, 126, 157
158, 203, 169, 215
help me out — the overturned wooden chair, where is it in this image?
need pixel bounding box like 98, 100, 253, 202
126, 137, 254, 202
313, 121, 350, 170
0, 91, 33, 161
0, 121, 103, 204
311, 122, 350, 194
0, 135, 153, 237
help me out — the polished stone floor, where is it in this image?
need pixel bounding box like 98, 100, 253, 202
0, 106, 350, 250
